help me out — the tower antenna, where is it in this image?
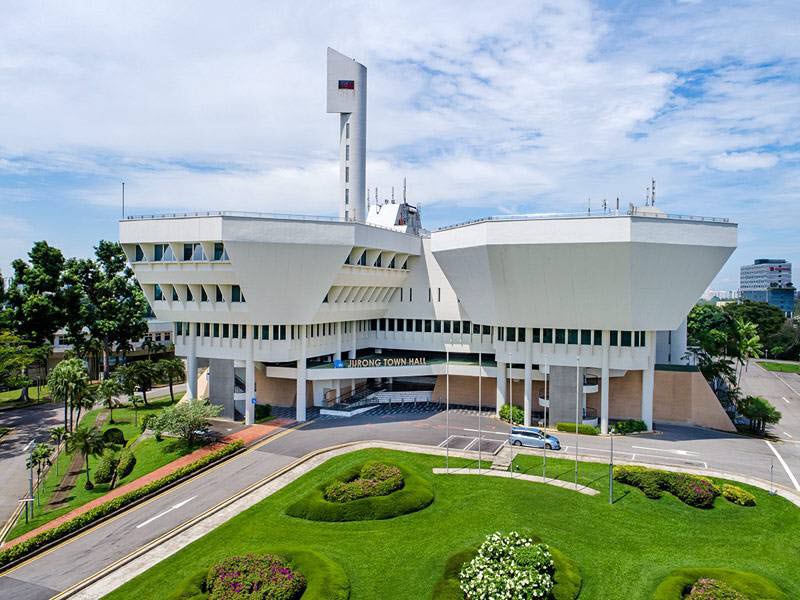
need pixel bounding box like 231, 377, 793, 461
121, 181, 125, 219
403, 177, 407, 203
391, 186, 395, 204
651, 178, 656, 206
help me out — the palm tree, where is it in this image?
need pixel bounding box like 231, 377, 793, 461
48, 358, 91, 432
119, 361, 157, 405
129, 394, 143, 427
97, 378, 122, 423
48, 426, 67, 476
157, 358, 186, 403
734, 317, 763, 383
73, 391, 96, 427
66, 425, 106, 489
26, 443, 52, 506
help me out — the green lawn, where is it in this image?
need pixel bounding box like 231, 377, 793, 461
105, 449, 800, 600
0, 384, 51, 407
7, 396, 196, 540
758, 361, 800, 374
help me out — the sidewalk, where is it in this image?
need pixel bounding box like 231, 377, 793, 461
3, 418, 293, 549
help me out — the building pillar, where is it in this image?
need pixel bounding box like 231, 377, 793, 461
186, 322, 197, 401
245, 329, 255, 425
641, 330, 655, 431
349, 321, 357, 394
523, 328, 533, 427
334, 322, 342, 398
600, 329, 610, 435
296, 324, 307, 422
495, 361, 507, 416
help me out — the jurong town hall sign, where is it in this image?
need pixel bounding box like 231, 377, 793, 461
335, 357, 428, 368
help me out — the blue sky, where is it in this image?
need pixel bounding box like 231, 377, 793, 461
1, 0, 798, 290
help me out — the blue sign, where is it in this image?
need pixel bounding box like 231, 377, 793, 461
333, 359, 345, 369
251, 397, 257, 405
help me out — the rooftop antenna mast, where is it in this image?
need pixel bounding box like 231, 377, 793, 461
391, 186, 395, 204
403, 177, 407, 203
651, 178, 656, 206
587, 197, 591, 215
121, 182, 125, 219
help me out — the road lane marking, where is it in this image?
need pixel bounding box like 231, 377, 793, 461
631, 445, 700, 457
135, 496, 196, 529
438, 435, 454, 448
765, 441, 800, 491
783, 432, 793, 439
783, 397, 791, 404
773, 374, 800, 399
461, 428, 508, 438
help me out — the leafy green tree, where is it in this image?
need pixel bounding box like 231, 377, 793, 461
48, 358, 91, 431
120, 361, 158, 405
0, 330, 35, 393
723, 300, 786, 348
63, 241, 149, 379
158, 358, 186, 403
66, 425, 106, 489
733, 317, 762, 381
153, 400, 222, 446
687, 303, 732, 355
97, 378, 122, 423
48, 426, 67, 476
738, 396, 781, 435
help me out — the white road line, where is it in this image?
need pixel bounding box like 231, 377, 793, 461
774, 374, 800, 399
463, 438, 480, 451
461, 428, 508, 438
783, 397, 791, 404
765, 441, 800, 491
135, 496, 197, 529
784, 432, 793, 439
437, 436, 454, 448
631, 445, 701, 457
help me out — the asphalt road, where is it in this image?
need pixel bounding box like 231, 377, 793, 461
740, 361, 800, 491
0, 403, 65, 528
1, 405, 797, 599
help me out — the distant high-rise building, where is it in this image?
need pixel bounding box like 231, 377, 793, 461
740, 259, 794, 316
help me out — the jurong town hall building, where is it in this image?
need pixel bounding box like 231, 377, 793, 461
120, 49, 738, 434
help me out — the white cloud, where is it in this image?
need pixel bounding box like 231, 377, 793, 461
710, 152, 779, 172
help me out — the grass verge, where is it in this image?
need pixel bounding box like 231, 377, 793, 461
757, 360, 800, 373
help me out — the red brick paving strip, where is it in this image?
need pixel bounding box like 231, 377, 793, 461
4, 419, 294, 549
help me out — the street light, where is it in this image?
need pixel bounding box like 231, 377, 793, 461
609, 428, 615, 504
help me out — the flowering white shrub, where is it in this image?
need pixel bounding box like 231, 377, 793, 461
459, 531, 555, 599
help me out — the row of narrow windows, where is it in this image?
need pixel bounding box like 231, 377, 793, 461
496, 327, 647, 347
344, 252, 408, 269
134, 242, 229, 262
154, 284, 245, 303
176, 320, 371, 341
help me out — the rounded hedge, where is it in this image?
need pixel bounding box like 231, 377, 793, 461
652, 568, 787, 600
431, 535, 581, 600
167, 549, 349, 600
285, 461, 433, 522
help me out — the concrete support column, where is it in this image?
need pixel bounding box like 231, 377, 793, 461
335, 322, 342, 397
296, 324, 307, 422
523, 328, 533, 427
600, 329, 610, 435
641, 330, 655, 431
245, 330, 255, 425
186, 322, 197, 401
495, 361, 507, 416
349, 321, 356, 393
312, 381, 327, 407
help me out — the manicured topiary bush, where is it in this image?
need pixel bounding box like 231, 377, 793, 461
499, 403, 524, 425
556, 422, 599, 435
94, 450, 120, 484
614, 465, 721, 508
168, 549, 350, 600
206, 553, 306, 599
612, 419, 647, 435
141, 413, 158, 433
323, 462, 403, 503
102, 427, 126, 446
286, 460, 433, 522
652, 568, 787, 600
433, 533, 581, 600
722, 484, 757, 507
117, 448, 137, 479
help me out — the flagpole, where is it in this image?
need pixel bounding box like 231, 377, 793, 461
509, 361, 514, 477
543, 357, 548, 480
575, 355, 580, 489
478, 352, 482, 472
446, 349, 450, 472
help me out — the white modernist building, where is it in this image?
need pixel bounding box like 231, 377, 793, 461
119, 49, 738, 434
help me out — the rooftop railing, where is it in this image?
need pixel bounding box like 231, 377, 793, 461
436, 210, 732, 232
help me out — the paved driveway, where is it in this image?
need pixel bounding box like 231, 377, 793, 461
0, 404, 65, 528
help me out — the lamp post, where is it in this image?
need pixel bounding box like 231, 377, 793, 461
478, 352, 482, 472
445, 350, 450, 472
609, 429, 615, 504
543, 357, 548, 480
575, 355, 580, 489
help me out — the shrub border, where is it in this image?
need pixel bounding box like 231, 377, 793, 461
168, 547, 350, 600
652, 567, 788, 600
0, 439, 245, 571
431, 533, 582, 600
285, 460, 434, 522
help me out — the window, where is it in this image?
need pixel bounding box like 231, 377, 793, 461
409, 288, 413, 302
397, 319, 404, 332
610, 331, 619, 346
345, 210, 349, 221
593, 330, 602, 345
346, 122, 350, 138
424, 320, 432, 333
253, 326, 259, 340
498, 327, 505, 342
581, 329, 592, 345
154, 243, 174, 262
555, 329, 565, 344
370, 319, 378, 331
568, 329, 578, 344
222, 324, 229, 338
154, 284, 163, 301
543, 328, 553, 344
232, 324, 239, 338
634, 331, 641, 347
482, 325, 491, 336
400, 289, 403, 302
183, 244, 193, 261
473, 323, 481, 334
453, 321, 461, 334
532, 328, 541, 343
416, 319, 423, 332
428, 288, 431, 302
345, 167, 349, 183
507, 327, 516, 342
184, 243, 204, 261
437, 288, 441, 302
443, 321, 451, 334
213, 243, 229, 261
135, 245, 144, 262
201, 287, 208, 302
172, 288, 179, 301
345, 144, 350, 161
164, 332, 170, 342
379, 319, 386, 331
176, 322, 183, 335
216, 286, 223, 302
345, 189, 349, 205
187, 287, 193, 301
434, 320, 442, 333
358, 252, 367, 266
518, 328, 526, 342
231, 285, 244, 303
204, 323, 210, 337
407, 319, 413, 331
213, 323, 220, 338
388, 319, 395, 332
621, 331, 632, 347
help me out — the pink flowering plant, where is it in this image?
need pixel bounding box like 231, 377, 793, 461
206, 553, 306, 600
459, 531, 555, 599
686, 578, 747, 599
